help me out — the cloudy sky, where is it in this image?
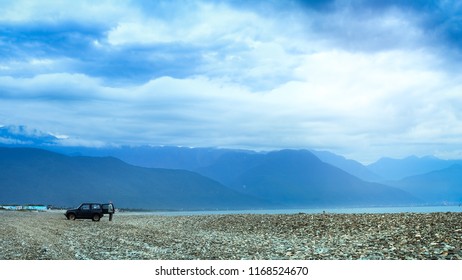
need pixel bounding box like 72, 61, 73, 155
1, 0, 462, 163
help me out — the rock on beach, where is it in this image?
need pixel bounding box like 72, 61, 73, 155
0, 210, 461, 260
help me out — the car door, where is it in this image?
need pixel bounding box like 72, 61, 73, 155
102, 203, 114, 214
91, 204, 102, 216
78, 204, 92, 219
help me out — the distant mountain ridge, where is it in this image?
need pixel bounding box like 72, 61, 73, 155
225, 150, 418, 207
0, 147, 267, 210
389, 164, 462, 204
367, 155, 462, 180
0, 147, 420, 209
2, 125, 462, 207
310, 150, 381, 181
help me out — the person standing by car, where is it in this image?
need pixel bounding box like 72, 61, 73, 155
108, 203, 114, 221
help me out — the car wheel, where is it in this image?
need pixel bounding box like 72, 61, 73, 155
68, 213, 76, 220
92, 214, 101, 222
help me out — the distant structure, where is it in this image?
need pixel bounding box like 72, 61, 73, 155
0, 204, 48, 211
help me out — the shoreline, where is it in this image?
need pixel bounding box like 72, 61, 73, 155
1, 211, 461, 260
116, 205, 462, 216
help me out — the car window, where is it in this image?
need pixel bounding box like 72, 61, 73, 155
92, 204, 101, 210
81, 204, 90, 211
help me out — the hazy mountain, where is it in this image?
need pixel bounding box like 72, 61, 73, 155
389, 164, 462, 204
0, 147, 268, 210
0, 127, 434, 207
0, 126, 237, 171
0, 147, 421, 209
227, 150, 418, 207
368, 155, 462, 180
0, 125, 409, 185
55, 146, 383, 185
310, 150, 380, 181
56, 146, 231, 170
196, 150, 266, 187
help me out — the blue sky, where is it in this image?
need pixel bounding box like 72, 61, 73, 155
1, 0, 462, 163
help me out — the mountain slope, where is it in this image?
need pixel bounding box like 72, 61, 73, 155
389, 164, 462, 204
0, 147, 268, 210
310, 150, 380, 181
51, 145, 237, 170
367, 155, 462, 180
195, 150, 266, 187
228, 150, 418, 207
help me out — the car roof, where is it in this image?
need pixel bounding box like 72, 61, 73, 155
80, 202, 114, 205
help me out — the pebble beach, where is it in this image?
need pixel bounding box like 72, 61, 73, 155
1, 210, 461, 260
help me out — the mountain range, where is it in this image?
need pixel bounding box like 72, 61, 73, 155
218, 149, 417, 207
0, 147, 266, 210
1, 147, 420, 209
1, 125, 462, 209
367, 155, 462, 180
388, 164, 462, 204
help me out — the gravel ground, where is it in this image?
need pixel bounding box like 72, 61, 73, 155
1, 210, 462, 260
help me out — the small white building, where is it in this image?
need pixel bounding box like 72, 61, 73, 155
0, 205, 48, 211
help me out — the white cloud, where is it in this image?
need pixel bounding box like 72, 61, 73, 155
106, 3, 266, 46
0, 0, 133, 24
319, 6, 426, 51
0, 58, 76, 78
2, 47, 461, 163
0, 73, 113, 100
2, 0, 462, 162
104, 2, 305, 89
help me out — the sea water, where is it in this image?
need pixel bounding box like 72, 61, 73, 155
124, 205, 462, 216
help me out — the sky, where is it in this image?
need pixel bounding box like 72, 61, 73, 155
1, 0, 462, 163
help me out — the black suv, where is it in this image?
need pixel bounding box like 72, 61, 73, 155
65, 203, 115, 222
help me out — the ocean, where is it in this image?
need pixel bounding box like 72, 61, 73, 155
123, 205, 462, 216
